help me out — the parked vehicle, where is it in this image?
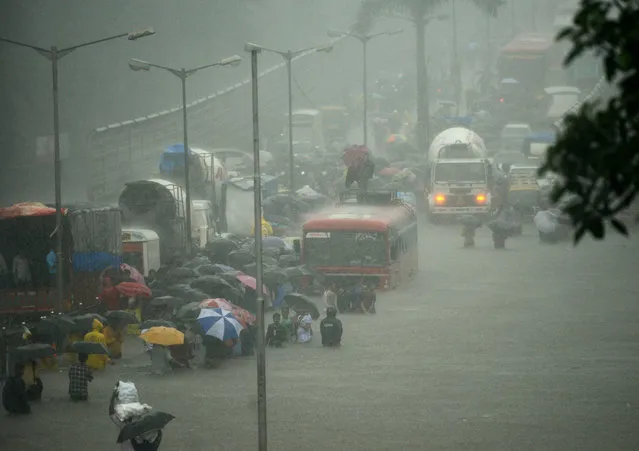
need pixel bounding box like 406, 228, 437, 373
121, 228, 161, 277
0, 202, 122, 319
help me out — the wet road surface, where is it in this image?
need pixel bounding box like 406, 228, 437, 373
2, 224, 639, 450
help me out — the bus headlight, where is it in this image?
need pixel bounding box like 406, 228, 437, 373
434, 194, 446, 205
475, 193, 487, 204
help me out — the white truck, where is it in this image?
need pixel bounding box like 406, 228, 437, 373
426, 127, 493, 220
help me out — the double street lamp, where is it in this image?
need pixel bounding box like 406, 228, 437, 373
128, 55, 242, 256
244, 41, 267, 451
245, 42, 334, 192
327, 29, 402, 147
0, 28, 155, 312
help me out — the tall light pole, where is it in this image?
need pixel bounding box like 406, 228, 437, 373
451, 0, 461, 115
327, 29, 403, 147
245, 42, 334, 193
245, 42, 267, 451
129, 55, 242, 256
0, 28, 155, 312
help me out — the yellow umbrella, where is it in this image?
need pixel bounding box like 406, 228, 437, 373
140, 327, 184, 346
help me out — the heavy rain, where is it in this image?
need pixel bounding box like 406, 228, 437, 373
1, 0, 638, 450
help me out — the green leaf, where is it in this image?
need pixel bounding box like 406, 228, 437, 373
610, 218, 629, 236
573, 226, 587, 245
588, 219, 605, 240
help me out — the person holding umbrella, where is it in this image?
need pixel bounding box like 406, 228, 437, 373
2, 363, 30, 414
68, 353, 93, 401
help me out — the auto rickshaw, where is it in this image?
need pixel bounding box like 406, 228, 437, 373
507, 164, 541, 216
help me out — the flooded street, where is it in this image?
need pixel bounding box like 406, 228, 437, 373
3, 223, 639, 450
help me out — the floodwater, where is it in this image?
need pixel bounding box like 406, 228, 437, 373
2, 223, 639, 450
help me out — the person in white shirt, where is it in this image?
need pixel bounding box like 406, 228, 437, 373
296, 314, 313, 344
12, 251, 31, 293
322, 284, 337, 311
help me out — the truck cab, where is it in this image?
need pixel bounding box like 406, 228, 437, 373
191, 200, 216, 249
427, 158, 493, 219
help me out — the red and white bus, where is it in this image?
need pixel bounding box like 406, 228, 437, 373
499, 33, 562, 91
301, 195, 418, 290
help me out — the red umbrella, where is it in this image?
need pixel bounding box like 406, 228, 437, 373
0, 202, 66, 219
342, 145, 369, 168
120, 263, 145, 285
199, 298, 256, 326
379, 167, 401, 176
199, 298, 234, 310
236, 274, 269, 295
116, 282, 151, 299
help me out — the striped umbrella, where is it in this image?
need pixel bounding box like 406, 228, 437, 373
196, 308, 244, 341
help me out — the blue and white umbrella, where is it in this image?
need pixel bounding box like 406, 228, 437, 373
196, 308, 244, 341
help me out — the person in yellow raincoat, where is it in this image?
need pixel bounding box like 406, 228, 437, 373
83, 319, 110, 370
251, 217, 273, 237
103, 322, 125, 359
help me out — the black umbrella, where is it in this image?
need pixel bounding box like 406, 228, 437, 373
71, 313, 107, 333
33, 316, 75, 335
151, 288, 168, 299
206, 238, 239, 258
166, 285, 209, 303
190, 276, 233, 295
195, 264, 223, 276
105, 310, 139, 325
460, 215, 482, 228
149, 296, 188, 309
183, 256, 210, 269
140, 319, 176, 330
175, 302, 203, 320
116, 411, 175, 443
283, 293, 320, 320
278, 254, 300, 268
11, 343, 55, 361
166, 267, 198, 283
228, 250, 255, 269
243, 263, 257, 277
69, 341, 109, 355
263, 268, 287, 285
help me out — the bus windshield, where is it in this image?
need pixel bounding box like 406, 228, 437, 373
304, 231, 387, 268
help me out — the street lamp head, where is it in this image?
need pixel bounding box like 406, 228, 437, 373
244, 42, 263, 53
127, 28, 155, 41
315, 43, 334, 53
327, 30, 346, 38
219, 55, 242, 67
128, 58, 151, 71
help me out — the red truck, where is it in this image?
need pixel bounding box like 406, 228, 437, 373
0, 202, 122, 323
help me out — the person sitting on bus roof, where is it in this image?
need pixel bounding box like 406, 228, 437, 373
320, 307, 343, 348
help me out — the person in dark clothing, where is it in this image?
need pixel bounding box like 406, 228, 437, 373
2, 363, 30, 414
320, 307, 343, 347
240, 326, 255, 356
265, 313, 288, 348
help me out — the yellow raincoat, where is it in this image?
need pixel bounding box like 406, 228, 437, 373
103, 325, 124, 359
251, 218, 273, 237
83, 319, 109, 370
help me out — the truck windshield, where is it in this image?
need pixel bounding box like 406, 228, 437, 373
303, 231, 387, 268
434, 163, 486, 182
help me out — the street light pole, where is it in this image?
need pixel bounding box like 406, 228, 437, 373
179, 69, 193, 258
129, 55, 241, 255
362, 38, 368, 146
0, 28, 155, 313
51, 46, 64, 309
286, 55, 294, 192
245, 42, 333, 193
246, 43, 268, 451
451, 0, 460, 115
328, 29, 402, 147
